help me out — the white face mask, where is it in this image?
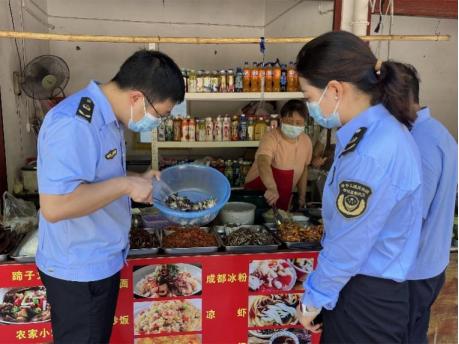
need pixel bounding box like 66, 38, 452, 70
281, 123, 304, 139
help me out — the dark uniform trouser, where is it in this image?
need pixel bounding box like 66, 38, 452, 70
39, 269, 120, 344
320, 274, 409, 344
405, 271, 446, 344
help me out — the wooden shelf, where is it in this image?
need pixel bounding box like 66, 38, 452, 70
155, 141, 260, 149
185, 92, 303, 101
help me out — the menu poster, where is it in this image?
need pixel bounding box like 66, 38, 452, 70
0, 265, 52, 343
125, 252, 319, 344
0, 251, 320, 344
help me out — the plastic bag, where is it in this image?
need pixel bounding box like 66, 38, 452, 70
2, 192, 37, 233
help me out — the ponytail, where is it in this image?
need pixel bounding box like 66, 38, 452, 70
378, 61, 416, 129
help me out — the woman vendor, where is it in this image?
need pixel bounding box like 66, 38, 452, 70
244, 100, 313, 210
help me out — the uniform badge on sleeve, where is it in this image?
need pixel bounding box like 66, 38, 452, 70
336, 181, 372, 218
76, 97, 94, 122
105, 149, 117, 160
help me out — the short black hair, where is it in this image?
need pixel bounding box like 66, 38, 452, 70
280, 99, 308, 119
112, 49, 185, 104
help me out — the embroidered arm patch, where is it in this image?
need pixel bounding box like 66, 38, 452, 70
336, 181, 372, 218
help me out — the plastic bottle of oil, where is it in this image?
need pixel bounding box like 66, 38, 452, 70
250, 61, 259, 92
287, 61, 296, 92
265, 63, 273, 92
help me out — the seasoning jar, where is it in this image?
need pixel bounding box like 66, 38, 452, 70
223, 116, 231, 141
188, 117, 196, 142
196, 119, 206, 142
205, 117, 214, 141
188, 69, 197, 93
181, 116, 190, 142
214, 116, 223, 141
173, 118, 182, 141
196, 70, 204, 93
165, 117, 174, 141
203, 71, 212, 93
231, 115, 240, 141
157, 121, 166, 142
211, 71, 220, 93
227, 69, 235, 92
219, 70, 227, 93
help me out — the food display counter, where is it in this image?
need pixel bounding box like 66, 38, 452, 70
0, 249, 320, 344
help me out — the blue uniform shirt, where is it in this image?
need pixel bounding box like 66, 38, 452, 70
36, 81, 130, 282
302, 104, 423, 310
408, 107, 458, 280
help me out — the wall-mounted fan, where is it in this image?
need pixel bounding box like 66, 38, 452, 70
18, 55, 70, 99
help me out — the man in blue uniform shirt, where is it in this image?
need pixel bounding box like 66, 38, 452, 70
400, 64, 458, 344
37, 50, 184, 343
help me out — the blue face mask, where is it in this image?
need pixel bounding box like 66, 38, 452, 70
306, 86, 341, 129
128, 98, 161, 132
281, 123, 304, 139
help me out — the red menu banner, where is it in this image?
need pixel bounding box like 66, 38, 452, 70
0, 251, 320, 344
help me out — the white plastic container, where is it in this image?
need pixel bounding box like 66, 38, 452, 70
218, 202, 256, 225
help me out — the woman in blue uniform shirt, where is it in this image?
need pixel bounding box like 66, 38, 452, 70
295, 31, 423, 343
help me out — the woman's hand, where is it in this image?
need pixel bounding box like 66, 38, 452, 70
296, 305, 322, 333
264, 188, 280, 206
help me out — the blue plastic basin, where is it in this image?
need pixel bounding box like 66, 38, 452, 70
153, 164, 231, 226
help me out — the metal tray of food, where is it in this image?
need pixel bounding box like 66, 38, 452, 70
161, 227, 222, 255
263, 223, 277, 231
128, 228, 160, 257
269, 222, 323, 250
217, 225, 281, 253
280, 237, 321, 250
10, 247, 35, 263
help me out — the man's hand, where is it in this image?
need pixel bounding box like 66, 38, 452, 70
141, 169, 161, 181
296, 305, 322, 333
126, 176, 154, 204
264, 188, 280, 206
